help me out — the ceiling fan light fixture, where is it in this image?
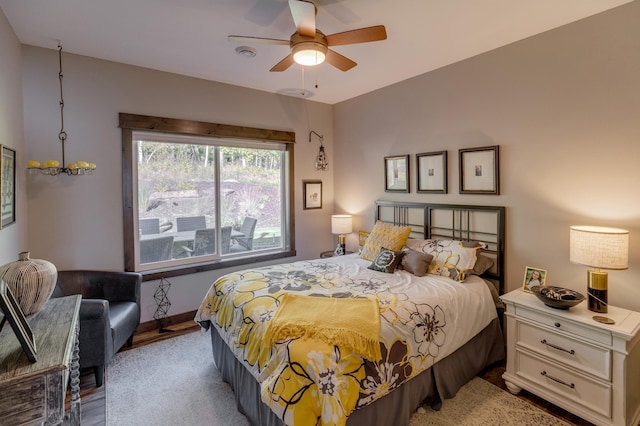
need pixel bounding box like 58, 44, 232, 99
292, 42, 327, 66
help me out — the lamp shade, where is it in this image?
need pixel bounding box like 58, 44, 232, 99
331, 215, 353, 235
570, 226, 629, 270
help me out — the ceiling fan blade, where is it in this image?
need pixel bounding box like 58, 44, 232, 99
288, 0, 316, 37
270, 54, 296, 72
325, 49, 357, 72
325, 25, 387, 46
228, 35, 290, 45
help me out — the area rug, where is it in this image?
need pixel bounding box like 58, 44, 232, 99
409, 377, 570, 426
106, 331, 249, 426
107, 331, 570, 426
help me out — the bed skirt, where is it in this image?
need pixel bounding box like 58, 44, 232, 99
207, 317, 504, 426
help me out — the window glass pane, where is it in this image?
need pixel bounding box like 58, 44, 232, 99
137, 140, 218, 264
220, 147, 283, 253
134, 136, 286, 269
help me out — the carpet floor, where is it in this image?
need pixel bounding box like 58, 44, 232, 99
107, 331, 570, 426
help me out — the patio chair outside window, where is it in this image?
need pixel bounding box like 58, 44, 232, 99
139, 236, 174, 263
176, 216, 207, 232
221, 226, 232, 254
231, 217, 257, 252
139, 218, 160, 235
180, 228, 216, 257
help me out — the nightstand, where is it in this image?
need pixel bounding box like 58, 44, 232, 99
500, 289, 640, 426
320, 250, 354, 258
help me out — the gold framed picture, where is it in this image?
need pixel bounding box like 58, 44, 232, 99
522, 266, 547, 293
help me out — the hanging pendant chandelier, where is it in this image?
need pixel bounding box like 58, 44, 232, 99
27, 43, 95, 176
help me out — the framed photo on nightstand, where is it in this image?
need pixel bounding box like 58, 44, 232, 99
522, 266, 547, 293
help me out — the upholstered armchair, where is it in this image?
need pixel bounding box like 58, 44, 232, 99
53, 270, 142, 387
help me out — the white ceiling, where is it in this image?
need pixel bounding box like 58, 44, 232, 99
0, 0, 633, 105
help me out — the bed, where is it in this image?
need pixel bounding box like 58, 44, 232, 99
195, 201, 506, 426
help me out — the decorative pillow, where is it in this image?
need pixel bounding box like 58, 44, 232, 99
368, 247, 404, 274
470, 253, 495, 276
407, 239, 485, 281
360, 221, 411, 261
399, 249, 434, 277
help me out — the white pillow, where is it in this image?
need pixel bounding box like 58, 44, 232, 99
407, 239, 485, 282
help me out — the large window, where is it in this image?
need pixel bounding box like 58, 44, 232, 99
120, 114, 296, 278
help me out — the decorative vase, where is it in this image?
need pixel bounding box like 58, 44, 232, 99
0, 251, 57, 315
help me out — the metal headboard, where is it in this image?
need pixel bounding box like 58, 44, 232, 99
374, 200, 506, 295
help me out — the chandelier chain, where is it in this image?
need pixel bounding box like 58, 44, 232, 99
58, 43, 67, 166
26, 42, 95, 176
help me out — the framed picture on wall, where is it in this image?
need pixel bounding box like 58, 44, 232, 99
384, 155, 409, 193
417, 151, 447, 193
1, 145, 16, 229
459, 145, 500, 195
303, 180, 322, 210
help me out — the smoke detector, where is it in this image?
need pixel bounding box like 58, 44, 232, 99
235, 46, 257, 58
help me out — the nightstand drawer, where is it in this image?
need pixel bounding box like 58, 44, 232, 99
516, 321, 611, 380
517, 305, 612, 346
516, 349, 611, 419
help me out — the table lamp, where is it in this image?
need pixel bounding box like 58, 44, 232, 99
331, 215, 353, 255
569, 225, 629, 315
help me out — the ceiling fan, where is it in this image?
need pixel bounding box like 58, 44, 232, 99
229, 0, 387, 72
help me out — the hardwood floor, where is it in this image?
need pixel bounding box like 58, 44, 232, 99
73, 321, 594, 426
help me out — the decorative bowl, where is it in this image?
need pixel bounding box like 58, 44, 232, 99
531, 286, 585, 310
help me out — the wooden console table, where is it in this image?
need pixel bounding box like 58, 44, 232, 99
0, 296, 81, 426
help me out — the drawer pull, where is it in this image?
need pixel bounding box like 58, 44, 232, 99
540, 339, 575, 355
554, 322, 561, 328
540, 371, 575, 389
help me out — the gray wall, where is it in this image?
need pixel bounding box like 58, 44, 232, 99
334, 2, 640, 311
20, 47, 334, 322
0, 8, 27, 265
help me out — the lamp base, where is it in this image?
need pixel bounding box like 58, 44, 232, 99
334, 234, 346, 256
587, 269, 608, 314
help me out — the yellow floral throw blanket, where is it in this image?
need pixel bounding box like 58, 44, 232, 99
195, 255, 497, 426
266, 293, 382, 362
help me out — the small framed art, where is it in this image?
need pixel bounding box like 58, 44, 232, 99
303, 180, 322, 210
1, 145, 16, 229
0, 280, 37, 362
459, 145, 499, 195
522, 266, 547, 293
417, 151, 447, 193
384, 155, 409, 193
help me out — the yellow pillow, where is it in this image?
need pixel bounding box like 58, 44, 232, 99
360, 221, 411, 261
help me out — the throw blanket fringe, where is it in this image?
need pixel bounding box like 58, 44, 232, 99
266, 293, 382, 361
